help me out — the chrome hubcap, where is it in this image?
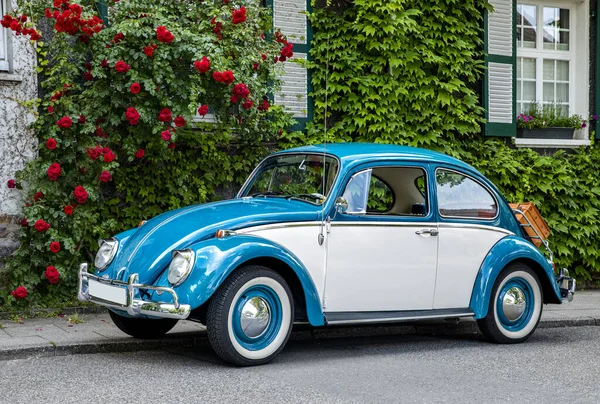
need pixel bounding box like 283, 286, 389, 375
502, 286, 527, 321
240, 297, 271, 338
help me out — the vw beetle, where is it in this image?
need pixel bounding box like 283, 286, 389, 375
78, 143, 575, 366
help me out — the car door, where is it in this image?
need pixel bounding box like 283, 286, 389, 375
324, 163, 438, 314
433, 167, 511, 309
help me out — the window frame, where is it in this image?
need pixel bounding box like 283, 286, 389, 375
516, 1, 575, 115
0, 0, 10, 72
434, 167, 500, 221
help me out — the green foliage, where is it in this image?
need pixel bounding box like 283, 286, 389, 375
295, 0, 487, 146
1, 0, 296, 307
518, 104, 585, 130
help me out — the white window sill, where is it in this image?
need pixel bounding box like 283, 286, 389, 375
0, 73, 23, 83
514, 138, 591, 148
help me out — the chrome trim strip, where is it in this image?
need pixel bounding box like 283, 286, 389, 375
325, 309, 475, 325
437, 222, 513, 235
78, 263, 191, 320
237, 221, 321, 233
434, 167, 500, 221
331, 222, 435, 227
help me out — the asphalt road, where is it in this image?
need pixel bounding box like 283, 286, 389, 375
1, 326, 599, 404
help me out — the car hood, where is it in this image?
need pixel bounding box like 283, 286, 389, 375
109, 198, 321, 283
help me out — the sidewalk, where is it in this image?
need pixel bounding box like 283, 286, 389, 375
0, 291, 598, 361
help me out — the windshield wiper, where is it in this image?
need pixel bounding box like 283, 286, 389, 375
284, 193, 326, 203
251, 191, 283, 198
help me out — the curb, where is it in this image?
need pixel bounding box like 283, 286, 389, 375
1, 316, 598, 362
0, 305, 107, 321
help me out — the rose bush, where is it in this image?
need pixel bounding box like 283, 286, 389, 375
1, 0, 296, 307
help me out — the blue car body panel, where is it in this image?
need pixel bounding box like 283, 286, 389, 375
469, 236, 562, 319
150, 235, 325, 326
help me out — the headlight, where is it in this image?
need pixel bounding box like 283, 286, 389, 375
94, 238, 118, 271
168, 249, 195, 286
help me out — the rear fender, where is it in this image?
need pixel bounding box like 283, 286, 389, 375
470, 236, 561, 319
153, 235, 325, 326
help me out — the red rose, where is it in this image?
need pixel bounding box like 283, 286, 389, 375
213, 70, 234, 85
156, 25, 174, 44
280, 43, 294, 59
48, 106, 55, 114
63, 205, 74, 216
130, 82, 141, 94
198, 104, 209, 116
11, 286, 27, 300
56, 116, 73, 129
232, 7, 247, 24
143, 44, 158, 57
193, 57, 210, 74
125, 107, 140, 125
174, 116, 186, 127
50, 241, 61, 253
115, 60, 131, 73
86, 146, 102, 160
261, 53, 267, 61
46, 138, 57, 150
79, 115, 86, 123
157, 108, 172, 122
73, 185, 89, 204
161, 130, 172, 141
135, 148, 145, 159
242, 99, 254, 110
258, 99, 270, 112
85, 62, 92, 71
45, 266, 60, 284
20, 218, 28, 227
7, 179, 16, 188
100, 59, 109, 68
84, 71, 93, 81
1, 15, 13, 28
253, 63, 259, 71
34, 219, 51, 232
232, 83, 250, 99
47, 163, 62, 181
103, 150, 116, 163
212, 71, 223, 82
33, 191, 44, 201
168, 142, 176, 150
99, 170, 112, 183
113, 32, 124, 43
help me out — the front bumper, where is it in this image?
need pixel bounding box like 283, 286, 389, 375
77, 263, 191, 320
557, 268, 576, 302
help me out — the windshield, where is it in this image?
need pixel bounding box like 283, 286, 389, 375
241, 153, 339, 205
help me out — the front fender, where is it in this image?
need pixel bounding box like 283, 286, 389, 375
469, 236, 562, 319
154, 235, 325, 326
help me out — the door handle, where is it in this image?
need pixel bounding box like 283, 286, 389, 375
415, 229, 439, 237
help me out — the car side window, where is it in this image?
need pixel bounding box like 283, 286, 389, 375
367, 176, 394, 213
436, 169, 498, 219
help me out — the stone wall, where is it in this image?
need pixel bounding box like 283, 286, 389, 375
0, 0, 38, 265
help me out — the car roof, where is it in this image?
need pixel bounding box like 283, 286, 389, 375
278, 143, 475, 172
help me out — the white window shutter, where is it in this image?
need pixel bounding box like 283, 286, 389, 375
484, 0, 516, 136
0, 0, 10, 71
272, 0, 311, 125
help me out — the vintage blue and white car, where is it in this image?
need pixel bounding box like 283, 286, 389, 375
78, 143, 575, 366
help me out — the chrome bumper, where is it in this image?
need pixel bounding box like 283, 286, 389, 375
557, 268, 576, 302
77, 263, 191, 320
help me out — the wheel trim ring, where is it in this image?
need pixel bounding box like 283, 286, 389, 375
496, 278, 535, 332
231, 285, 283, 351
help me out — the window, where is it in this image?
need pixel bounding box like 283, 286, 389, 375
0, 0, 10, 71
436, 169, 498, 219
516, 3, 572, 115
341, 167, 428, 216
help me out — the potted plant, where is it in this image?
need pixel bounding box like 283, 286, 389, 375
517, 104, 586, 139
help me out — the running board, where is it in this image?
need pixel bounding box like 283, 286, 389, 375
324, 308, 475, 325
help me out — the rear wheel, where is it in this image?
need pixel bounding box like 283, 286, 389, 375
206, 265, 294, 366
477, 263, 543, 344
109, 310, 178, 339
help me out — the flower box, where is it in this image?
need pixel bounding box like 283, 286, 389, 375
516, 127, 574, 139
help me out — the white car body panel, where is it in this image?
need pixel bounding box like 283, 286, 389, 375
433, 223, 512, 309
325, 222, 438, 312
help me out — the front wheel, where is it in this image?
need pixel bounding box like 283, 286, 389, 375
206, 265, 294, 366
109, 310, 178, 339
477, 263, 543, 344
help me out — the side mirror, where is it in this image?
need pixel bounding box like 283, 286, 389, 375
335, 197, 348, 214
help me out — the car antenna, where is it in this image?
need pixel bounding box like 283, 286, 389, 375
318, 36, 330, 247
